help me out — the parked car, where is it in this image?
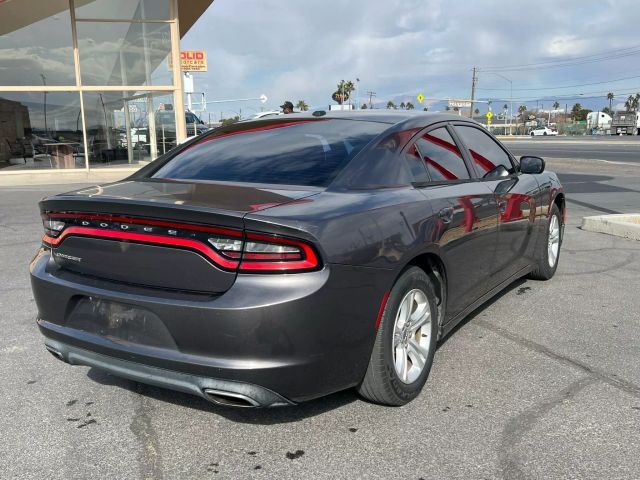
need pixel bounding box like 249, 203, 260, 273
530, 126, 558, 136
31, 111, 565, 407
250, 110, 283, 119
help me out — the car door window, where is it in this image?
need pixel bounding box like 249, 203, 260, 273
455, 125, 516, 179
414, 127, 470, 181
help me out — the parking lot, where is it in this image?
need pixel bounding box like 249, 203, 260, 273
1, 144, 639, 479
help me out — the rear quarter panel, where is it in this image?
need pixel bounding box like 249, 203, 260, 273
244, 188, 438, 270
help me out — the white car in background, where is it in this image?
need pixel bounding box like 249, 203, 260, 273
251, 110, 283, 119
530, 126, 558, 136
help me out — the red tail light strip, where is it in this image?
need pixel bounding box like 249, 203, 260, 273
42, 214, 321, 273
43, 227, 239, 270
46, 213, 241, 237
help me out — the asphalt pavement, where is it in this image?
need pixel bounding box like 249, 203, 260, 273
1, 144, 639, 479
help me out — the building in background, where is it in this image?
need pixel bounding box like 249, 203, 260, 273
0, 0, 212, 180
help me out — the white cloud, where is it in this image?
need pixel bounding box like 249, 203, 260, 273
181, 0, 640, 113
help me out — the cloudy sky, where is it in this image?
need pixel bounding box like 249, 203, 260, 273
182, 0, 640, 115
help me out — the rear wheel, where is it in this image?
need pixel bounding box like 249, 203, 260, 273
358, 267, 438, 406
529, 203, 562, 280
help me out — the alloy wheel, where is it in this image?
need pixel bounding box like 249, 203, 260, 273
392, 289, 432, 384
548, 214, 560, 267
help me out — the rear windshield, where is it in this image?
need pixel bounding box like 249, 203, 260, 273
151, 119, 388, 187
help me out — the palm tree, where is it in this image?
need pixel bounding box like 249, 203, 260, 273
295, 100, 309, 111
361, 104, 368, 109
474, 108, 480, 115
625, 95, 634, 112
607, 92, 614, 113
503, 104, 508, 111
518, 105, 527, 116
445, 106, 451, 111
399, 102, 406, 110
406, 102, 415, 110
386, 101, 396, 110
423, 107, 428, 112
332, 80, 356, 105
571, 103, 583, 120
553, 101, 560, 111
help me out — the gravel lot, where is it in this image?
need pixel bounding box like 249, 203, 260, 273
1, 156, 639, 479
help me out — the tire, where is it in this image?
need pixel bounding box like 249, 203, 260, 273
531, 132, 535, 137
358, 267, 439, 406
529, 203, 562, 280
543, 131, 548, 135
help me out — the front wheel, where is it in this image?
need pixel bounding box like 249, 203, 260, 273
358, 267, 438, 406
529, 203, 562, 280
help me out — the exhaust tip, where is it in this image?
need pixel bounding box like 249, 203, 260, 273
45, 345, 65, 362
203, 388, 261, 408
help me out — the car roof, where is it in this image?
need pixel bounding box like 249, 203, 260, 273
246, 109, 477, 128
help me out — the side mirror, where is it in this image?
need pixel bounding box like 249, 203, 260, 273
520, 156, 545, 174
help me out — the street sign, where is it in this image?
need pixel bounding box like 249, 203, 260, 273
417, 93, 425, 104
449, 99, 472, 108
486, 111, 493, 120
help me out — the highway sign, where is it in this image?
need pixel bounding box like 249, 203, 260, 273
486, 111, 493, 119
417, 93, 425, 103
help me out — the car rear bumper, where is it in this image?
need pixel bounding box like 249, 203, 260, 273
30, 248, 392, 404
43, 337, 292, 407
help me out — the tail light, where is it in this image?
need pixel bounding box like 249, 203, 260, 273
238, 233, 319, 272
41, 212, 320, 273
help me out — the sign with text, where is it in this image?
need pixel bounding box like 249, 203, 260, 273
170, 51, 208, 72
448, 99, 472, 109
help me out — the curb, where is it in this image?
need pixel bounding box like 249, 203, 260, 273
581, 214, 640, 241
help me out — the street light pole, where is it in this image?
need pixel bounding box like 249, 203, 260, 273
484, 71, 513, 135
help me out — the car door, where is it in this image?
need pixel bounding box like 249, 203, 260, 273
410, 125, 500, 321
453, 123, 541, 280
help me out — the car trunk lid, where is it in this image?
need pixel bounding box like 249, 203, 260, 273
40, 179, 320, 293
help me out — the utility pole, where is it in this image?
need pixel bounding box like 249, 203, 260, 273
469, 67, 477, 118
367, 91, 376, 109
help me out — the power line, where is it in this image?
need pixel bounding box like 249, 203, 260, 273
479, 87, 640, 102
481, 43, 640, 71
477, 73, 640, 92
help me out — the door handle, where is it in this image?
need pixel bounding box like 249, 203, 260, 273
438, 207, 454, 223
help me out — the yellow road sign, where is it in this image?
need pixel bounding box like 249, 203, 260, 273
417, 93, 425, 103
486, 111, 493, 119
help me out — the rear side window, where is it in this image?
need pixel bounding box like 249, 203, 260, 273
454, 125, 516, 178
403, 144, 430, 183
151, 119, 387, 187
414, 127, 470, 181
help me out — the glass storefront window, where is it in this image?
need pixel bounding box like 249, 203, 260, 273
75, 0, 170, 21
82, 91, 176, 168
0, 92, 85, 170
0, 0, 185, 175
0, 6, 75, 86
76, 21, 173, 86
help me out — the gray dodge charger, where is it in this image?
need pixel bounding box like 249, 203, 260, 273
30, 111, 565, 407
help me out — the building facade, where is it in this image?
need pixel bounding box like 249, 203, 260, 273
0, 0, 211, 181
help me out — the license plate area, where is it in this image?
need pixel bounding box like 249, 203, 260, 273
66, 297, 177, 349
